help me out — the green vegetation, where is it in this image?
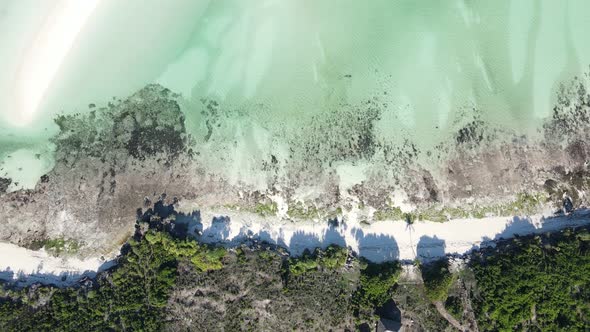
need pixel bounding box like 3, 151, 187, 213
373, 191, 548, 223
353, 260, 401, 317
405, 212, 416, 224
420, 258, 455, 302
285, 245, 348, 278
392, 283, 452, 330
287, 201, 319, 219
444, 296, 463, 320
43, 238, 82, 256
0, 228, 225, 332
168, 244, 360, 331
140, 230, 226, 272
470, 227, 590, 331
288, 257, 319, 276
257, 249, 277, 262
4, 207, 590, 331
253, 201, 278, 216
1, 237, 404, 331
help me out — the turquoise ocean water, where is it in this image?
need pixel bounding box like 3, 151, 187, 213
1, 0, 590, 189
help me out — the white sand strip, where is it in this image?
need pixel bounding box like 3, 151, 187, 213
0, 242, 108, 286
196, 208, 590, 262
1, 209, 588, 285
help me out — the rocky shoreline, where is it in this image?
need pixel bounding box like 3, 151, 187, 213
0, 71, 589, 257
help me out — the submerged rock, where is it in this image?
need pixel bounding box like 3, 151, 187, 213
0, 177, 11, 193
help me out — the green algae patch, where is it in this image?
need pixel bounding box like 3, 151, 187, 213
235, 189, 547, 225
285, 202, 343, 221
51, 85, 189, 165
470, 192, 548, 218
416, 206, 469, 223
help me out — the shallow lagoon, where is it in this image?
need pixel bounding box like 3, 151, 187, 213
2, 0, 590, 190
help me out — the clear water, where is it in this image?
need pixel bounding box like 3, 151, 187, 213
1, 0, 590, 190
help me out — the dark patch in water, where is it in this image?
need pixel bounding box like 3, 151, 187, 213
455, 119, 484, 146
52, 84, 190, 165
0, 177, 11, 193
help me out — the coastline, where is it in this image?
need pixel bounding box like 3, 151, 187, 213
1, 207, 588, 286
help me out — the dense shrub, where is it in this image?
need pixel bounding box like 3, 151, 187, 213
444, 296, 463, 320
0, 230, 225, 332
284, 245, 348, 278
470, 228, 590, 331
420, 258, 454, 302
353, 260, 401, 318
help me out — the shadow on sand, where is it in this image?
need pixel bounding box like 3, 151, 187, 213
416, 235, 446, 261
474, 209, 590, 253
352, 227, 399, 263
0, 259, 115, 288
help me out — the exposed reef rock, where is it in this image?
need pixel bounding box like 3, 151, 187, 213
0, 85, 231, 255
52, 85, 189, 165
2, 71, 590, 256
437, 71, 590, 207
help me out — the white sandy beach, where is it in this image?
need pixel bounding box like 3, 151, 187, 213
2, 208, 588, 286
0, 242, 111, 286
195, 208, 590, 262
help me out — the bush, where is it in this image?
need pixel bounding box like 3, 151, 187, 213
444, 296, 462, 320
286, 245, 348, 277
0, 229, 226, 331
354, 260, 401, 312
420, 258, 454, 302
470, 228, 590, 331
